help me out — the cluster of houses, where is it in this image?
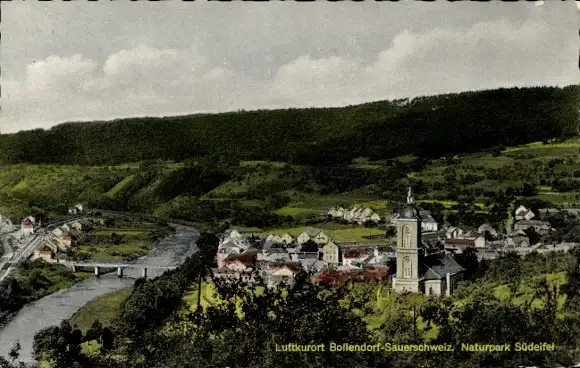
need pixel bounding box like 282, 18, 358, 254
213, 227, 396, 288
326, 205, 382, 225
212, 193, 579, 297
441, 205, 566, 259
33, 219, 87, 262
68, 203, 84, 215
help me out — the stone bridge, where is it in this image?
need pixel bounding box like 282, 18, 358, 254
70, 262, 177, 278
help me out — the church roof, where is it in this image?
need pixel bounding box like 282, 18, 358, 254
420, 253, 464, 281
397, 204, 421, 219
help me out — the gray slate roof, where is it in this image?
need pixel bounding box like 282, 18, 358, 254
421, 253, 465, 281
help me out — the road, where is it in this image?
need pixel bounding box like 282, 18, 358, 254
0, 214, 89, 283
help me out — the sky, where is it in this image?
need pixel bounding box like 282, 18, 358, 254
0, 0, 578, 133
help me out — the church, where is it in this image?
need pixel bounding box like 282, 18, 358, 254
392, 188, 464, 296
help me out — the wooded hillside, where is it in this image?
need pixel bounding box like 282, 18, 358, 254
1, 85, 577, 165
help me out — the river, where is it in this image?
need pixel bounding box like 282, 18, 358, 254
0, 225, 199, 362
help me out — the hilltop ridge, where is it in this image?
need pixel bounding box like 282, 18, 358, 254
0, 85, 578, 166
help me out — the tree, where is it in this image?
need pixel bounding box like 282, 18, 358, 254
7, 341, 20, 364
33, 320, 86, 367
455, 247, 480, 281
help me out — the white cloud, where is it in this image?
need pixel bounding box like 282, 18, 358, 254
0, 6, 576, 133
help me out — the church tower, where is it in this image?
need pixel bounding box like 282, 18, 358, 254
394, 187, 421, 293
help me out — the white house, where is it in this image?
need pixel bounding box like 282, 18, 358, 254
33, 246, 53, 262
342, 249, 371, 269
70, 221, 82, 231
279, 233, 294, 244
21, 219, 34, 236
419, 211, 438, 232
322, 241, 340, 264
445, 226, 464, 239
297, 227, 329, 245
515, 205, 535, 221
474, 236, 487, 248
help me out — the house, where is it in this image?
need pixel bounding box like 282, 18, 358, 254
297, 227, 329, 245
297, 258, 326, 274
327, 207, 346, 218
60, 234, 72, 247
515, 205, 535, 221
342, 249, 372, 269
506, 235, 530, 248
21, 219, 34, 236
51, 228, 64, 237
474, 236, 487, 248
477, 224, 498, 237
60, 224, 70, 232
514, 220, 551, 235
75, 204, 83, 213
329, 205, 381, 224
264, 262, 302, 288
70, 221, 82, 231
364, 248, 392, 267
322, 241, 340, 264
279, 233, 294, 245
445, 226, 464, 239
266, 234, 282, 244
419, 253, 465, 297
33, 245, 53, 262
419, 211, 438, 232
258, 248, 291, 263
220, 251, 258, 272
47, 237, 68, 252
443, 238, 476, 254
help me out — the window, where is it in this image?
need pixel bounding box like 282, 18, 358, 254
403, 257, 412, 278
428, 287, 433, 296
402, 226, 411, 248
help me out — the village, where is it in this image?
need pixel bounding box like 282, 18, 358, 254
1, 189, 577, 296
212, 188, 578, 296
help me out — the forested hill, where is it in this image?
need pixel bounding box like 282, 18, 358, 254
1, 85, 578, 165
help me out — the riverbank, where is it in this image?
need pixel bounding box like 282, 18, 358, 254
0, 225, 199, 362
69, 288, 132, 332
0, 260, 92, 331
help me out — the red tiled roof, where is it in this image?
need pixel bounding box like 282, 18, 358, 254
343, 250, 370, 259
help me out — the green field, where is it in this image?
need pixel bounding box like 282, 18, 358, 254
69, 288, 132, 332
105, 175, 135, 197
76, 226, 162, 262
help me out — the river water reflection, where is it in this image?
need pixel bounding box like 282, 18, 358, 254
0, 225, 198, 362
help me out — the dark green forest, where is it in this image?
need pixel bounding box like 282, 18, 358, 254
0, 86, 578, 165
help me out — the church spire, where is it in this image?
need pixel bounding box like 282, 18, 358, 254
407, 186, 414, 204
